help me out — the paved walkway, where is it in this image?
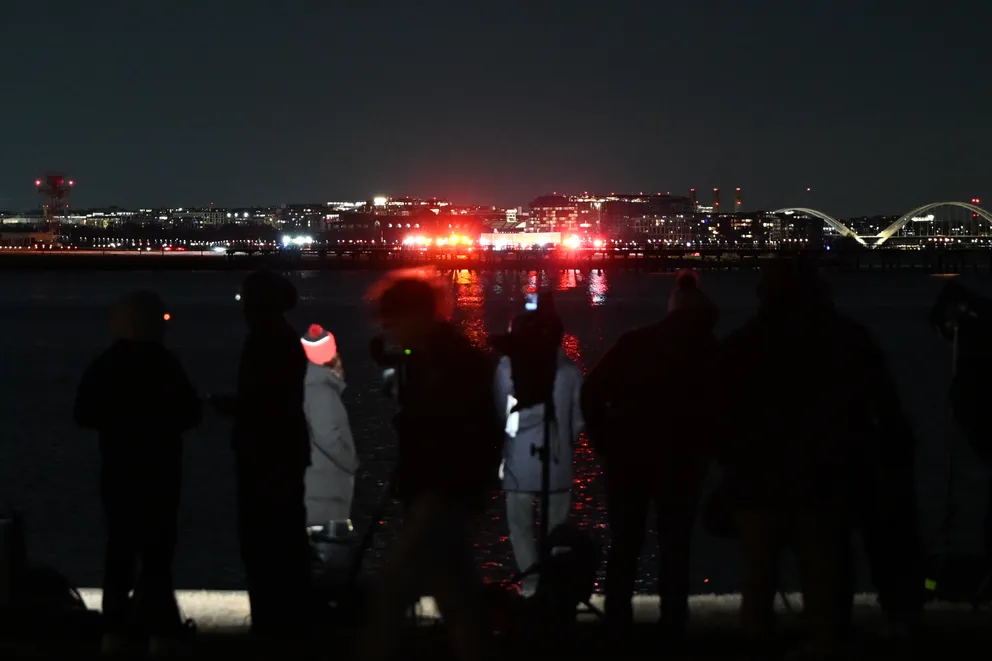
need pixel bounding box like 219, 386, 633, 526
4, 590, 991, 659
75, 589, 901, 630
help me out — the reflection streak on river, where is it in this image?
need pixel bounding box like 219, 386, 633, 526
451, 269, 487, 349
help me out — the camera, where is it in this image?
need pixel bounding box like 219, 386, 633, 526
491, 294, 563, 412
369, 335, 413, 402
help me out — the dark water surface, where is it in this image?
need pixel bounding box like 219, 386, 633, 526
1, 269, 989, 594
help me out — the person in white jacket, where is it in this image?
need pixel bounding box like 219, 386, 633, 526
494, 309, 584, 597
300, 324, 359, 570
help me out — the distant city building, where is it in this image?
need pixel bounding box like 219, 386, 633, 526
528, 195, 585, 234
627, 214, 697, 246
526, 192, 693, 238
598, 194, 693, 239
280, 204, 332, 231
725, 211, 779, 246
170, 208, 227, 225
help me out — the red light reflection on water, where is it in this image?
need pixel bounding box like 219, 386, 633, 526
588, 269, 608, 306
559, 331, 603, 519
525, 271, 538, 294
557, 270, 577, 291
451, 269, 487, 349
561, 332, 581, 365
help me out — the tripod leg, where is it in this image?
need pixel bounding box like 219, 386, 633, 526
506, 492, 539, 594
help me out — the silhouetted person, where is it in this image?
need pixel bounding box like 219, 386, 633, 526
356, 275, 501, 661
582, 269, 720, 641
493, 305, 584, 597
300, 324, 358, 574
929, 282, 992, 591
719, 260, 915, 658
211, 269, 311, 638
843, 329, 924, 638
74, 291, 200, 656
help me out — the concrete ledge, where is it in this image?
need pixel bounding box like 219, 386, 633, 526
76, 589, 985, 632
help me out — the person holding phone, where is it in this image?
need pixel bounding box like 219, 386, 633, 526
493, 296, 583, 597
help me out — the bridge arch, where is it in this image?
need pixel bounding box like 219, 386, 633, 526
874, 202, 992, 247
770, 208, 867, 246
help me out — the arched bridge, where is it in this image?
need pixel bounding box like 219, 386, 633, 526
772, 202, 992, 247
873, 201, 992, 246
770, 208, 868, 246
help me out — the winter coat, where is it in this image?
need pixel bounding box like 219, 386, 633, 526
581, 305, 721, 475
718, 301, 891, 511
390, 322, 504, 510
303, 364, 358, 524
74, 340, 201, 495
231, 317, 310, 479
495, 349, 584, 493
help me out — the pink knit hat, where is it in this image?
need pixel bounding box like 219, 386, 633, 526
301, 324, 338, 365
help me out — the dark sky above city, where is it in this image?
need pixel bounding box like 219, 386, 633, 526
1, 0, 989, 216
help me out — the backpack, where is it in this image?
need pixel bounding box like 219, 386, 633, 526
16, 565, 88, 613
0, 512, 100, 641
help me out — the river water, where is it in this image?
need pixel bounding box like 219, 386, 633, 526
0, 269, 988, 594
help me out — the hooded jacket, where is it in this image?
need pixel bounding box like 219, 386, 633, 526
303, 363, 358, 524
495, 348, 584, 493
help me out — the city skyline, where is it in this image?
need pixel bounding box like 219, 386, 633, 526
1, 187, 986, 222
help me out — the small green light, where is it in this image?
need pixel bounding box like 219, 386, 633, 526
404, 349, 412, 355
924, 578, 937, 591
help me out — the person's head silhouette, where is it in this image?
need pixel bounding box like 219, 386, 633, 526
668, 269, 713, 313
238, 269, 297, 326
375, 277, 444, 347
757, 259, 831, 310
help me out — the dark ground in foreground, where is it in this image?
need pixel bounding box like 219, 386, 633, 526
3, 605, 992, 660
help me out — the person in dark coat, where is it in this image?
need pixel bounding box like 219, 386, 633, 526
582, 270, 720, 641
719, 260, 919, 658
74, 291, 201, 655
356, 275, 502, 661
929, 282, 992, 579
211, 269, 312, 638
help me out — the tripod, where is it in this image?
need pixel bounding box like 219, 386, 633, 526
507, 394, 604, 622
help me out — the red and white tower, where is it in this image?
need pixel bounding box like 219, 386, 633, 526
35, 173, 74, 238
712, 188, 720, 211
735, 187, 742, 212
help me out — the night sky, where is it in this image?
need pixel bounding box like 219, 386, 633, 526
1, 1, 989, 216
